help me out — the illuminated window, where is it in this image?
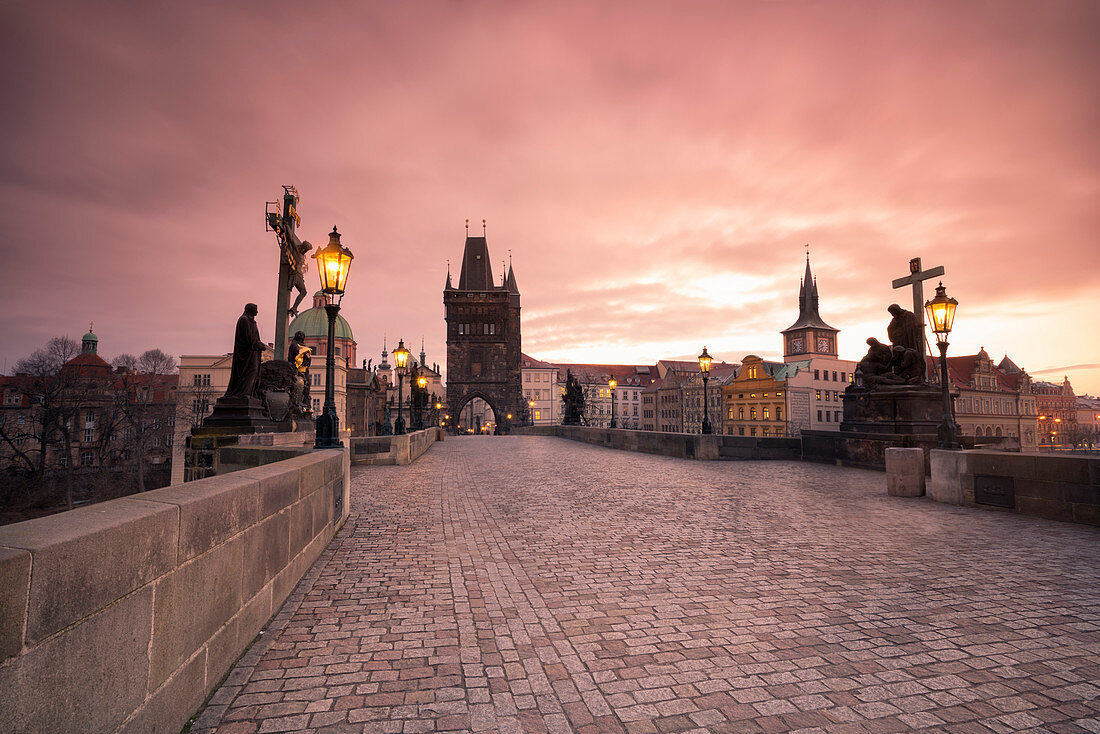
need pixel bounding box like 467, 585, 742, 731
738, 407, 744, 420
750, 407, 757, 420
763, 407, 770, 420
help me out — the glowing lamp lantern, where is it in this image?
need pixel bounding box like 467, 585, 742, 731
924, 282, 958, 343
393, 340, 410, 370
418, 375, 428, 390
924, 282, 960, 449
608, 378, 618, 428
392, 339, 411, 435
698, 346, 713, 434
312, 226, 354, 449
312, 226, 354, 298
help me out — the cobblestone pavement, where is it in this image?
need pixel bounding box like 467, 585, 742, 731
191, 437, 1100, 734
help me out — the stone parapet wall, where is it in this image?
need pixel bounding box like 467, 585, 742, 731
929, 449, 1099, 526
0, 447, 351, 734
350, 427, 443, 465
514, 426, 801, 461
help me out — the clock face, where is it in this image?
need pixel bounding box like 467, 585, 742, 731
790, 337, 804, 353
817, 337, 831, 352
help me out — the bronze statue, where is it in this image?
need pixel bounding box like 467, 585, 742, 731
225, 303, 265, 399
890, 345, 924, 385
562, 370, 586, 425
288, 330, 312, 413
887, 304, 923, 355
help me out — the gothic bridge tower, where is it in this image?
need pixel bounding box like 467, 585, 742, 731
444, 228, 522, 433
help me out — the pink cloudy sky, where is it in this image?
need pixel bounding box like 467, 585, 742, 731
2, 1, 1098, 393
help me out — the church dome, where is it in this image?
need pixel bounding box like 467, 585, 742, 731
288, 291, 355, 342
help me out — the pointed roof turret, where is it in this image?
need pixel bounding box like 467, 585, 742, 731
458, 235, 494, 290
782, 255, 837, 333
445, 260, 453, 290
379, 335, 390, 369
505, 264, 519, 294
419, 337, 427, 369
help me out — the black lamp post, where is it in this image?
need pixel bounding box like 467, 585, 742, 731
415, 372, 428, 430
925, 282, 960, 449
312, 226, 354, 449
392, 340, 410, 435
609, 378, 617, 429
699, 346, 713, 435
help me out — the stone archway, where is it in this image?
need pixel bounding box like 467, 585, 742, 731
450, 390, 502, 435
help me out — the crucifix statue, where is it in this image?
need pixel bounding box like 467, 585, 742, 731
891, 257, 945, 380
266, 186, 313, 361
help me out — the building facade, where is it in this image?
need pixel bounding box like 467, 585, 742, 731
1033, 376, 1077, 448
927, 350, 1038, 449
721, 356, 796, 437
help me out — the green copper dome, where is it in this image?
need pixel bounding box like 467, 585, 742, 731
288, 292, 355, 341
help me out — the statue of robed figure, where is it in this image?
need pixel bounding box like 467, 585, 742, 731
224, 303, 265, 399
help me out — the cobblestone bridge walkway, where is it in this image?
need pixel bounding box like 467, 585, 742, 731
193, 437, 1100, 734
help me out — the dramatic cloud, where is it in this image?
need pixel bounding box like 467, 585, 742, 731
1, 1, 1097, 392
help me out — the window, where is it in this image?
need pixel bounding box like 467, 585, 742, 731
84, 427, 94, 442
764, 407, 770, 420
168, 415, 175, 427
763, 392, 769, 398
750, 407, 757, 420
835, 411, 841, 423
841, 372, 846, 382
825, 411, 831, 422
153, 437, 160, 447
816, 390, 821, 400
738, 407, 744, 420
776, 406, 782, 421
313, 398, 320, 412
17, 413, 24, 425
750, 427, 757, 436
313, 373, 321, 387
193, 374, 202, 386
81, 450, 94, 467
814, 370, 820, 380
203, 373, 211, 386
166, 435, 174, 446
817, 410, 823, 421
58, 452, 68, 467
763, 428, 770, 437
86, 410, 95, 423
335, 346, 341, 356
524, 373, 530, 382
534, 410, 541, 420
832, 371, 838, 381
738, 427, 745, 436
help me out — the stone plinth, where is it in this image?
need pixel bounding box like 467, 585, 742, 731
194, 396, 277, 436
841, 385, 943, 435
886, 447, 926, 496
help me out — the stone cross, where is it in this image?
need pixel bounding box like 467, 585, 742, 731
892, 256, 945, 378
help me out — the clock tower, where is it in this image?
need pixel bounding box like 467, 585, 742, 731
781, 256, 839, 362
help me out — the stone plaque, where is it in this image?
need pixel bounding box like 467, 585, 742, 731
974, 475, 1015, 508
333, 476, 344, 520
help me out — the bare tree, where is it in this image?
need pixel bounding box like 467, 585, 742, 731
112, 349, 178, 493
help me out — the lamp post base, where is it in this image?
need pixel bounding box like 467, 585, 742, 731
701, 419, 713, 435
314, 410, 342, 448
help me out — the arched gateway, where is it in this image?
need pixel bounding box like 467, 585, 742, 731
443, 230, 523, 434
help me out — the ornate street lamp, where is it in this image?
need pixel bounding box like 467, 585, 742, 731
925, 282, 959, 449
698, 346, 713, 434
415, 372, 428, 430
392, 339, 410, 435
608, 378, 618, 429
312, 226, 353, 449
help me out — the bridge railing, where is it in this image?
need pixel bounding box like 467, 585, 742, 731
0, 446, 350, 733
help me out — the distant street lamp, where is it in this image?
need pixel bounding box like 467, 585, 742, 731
312, 226, 354, 449
528, 399, 536, 426
925, 282, 960, 449
416, 372, 428, 430
698, 347, 713, 435
608, 378, 618, 429
392, 339, 410, 435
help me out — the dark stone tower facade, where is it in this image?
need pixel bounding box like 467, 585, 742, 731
781, 256, 839, 362
444, 233, 522, 433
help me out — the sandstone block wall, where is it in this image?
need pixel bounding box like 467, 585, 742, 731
0, 447, 350, 734
350, 427, 443, 465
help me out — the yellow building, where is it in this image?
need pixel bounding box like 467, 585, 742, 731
721, 355, 795, 437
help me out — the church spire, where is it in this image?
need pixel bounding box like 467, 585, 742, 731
783, 253, 837, 335
420, 336, 426, 369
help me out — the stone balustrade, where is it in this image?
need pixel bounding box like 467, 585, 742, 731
0, 446, 350, 733
350, 427, 443, 465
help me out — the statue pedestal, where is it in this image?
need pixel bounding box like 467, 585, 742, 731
841, 385, 943, 435
193, 396, 278, 436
